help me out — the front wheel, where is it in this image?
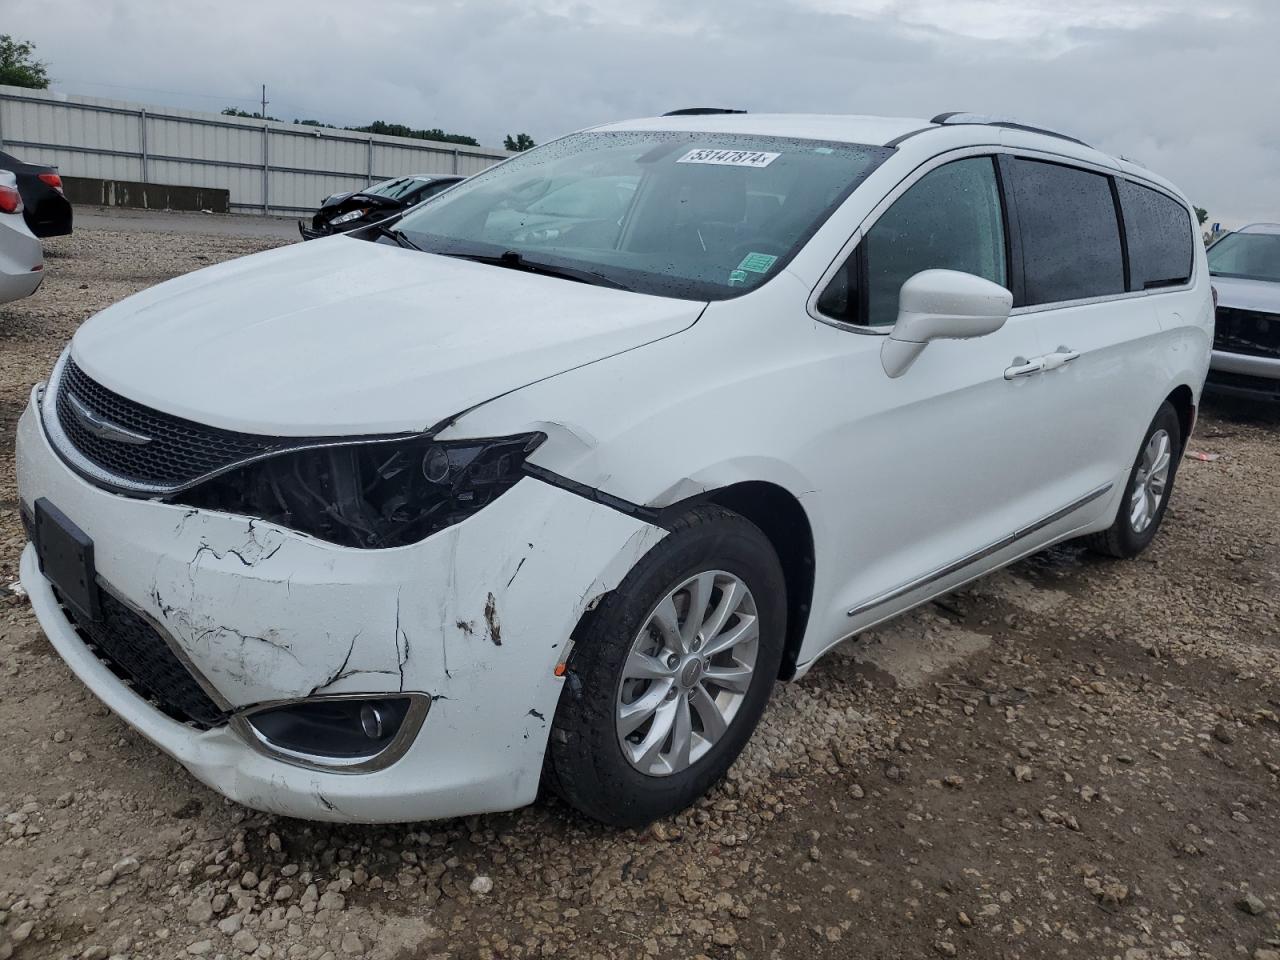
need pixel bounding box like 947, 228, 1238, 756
1086, 401, 1183, 559
545, 505, 786, 828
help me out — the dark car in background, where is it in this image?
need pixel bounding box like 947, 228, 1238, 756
299, 174, 463, 240
0, 150, 73, 238
1206, 223, 1280, 401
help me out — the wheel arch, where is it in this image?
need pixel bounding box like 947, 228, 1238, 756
702, 481, 815, 681
1164, 383, 1196, 447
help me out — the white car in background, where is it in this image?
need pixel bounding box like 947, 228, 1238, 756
0, 170, 43, 304
15, 110, 1211, 828
1206, 222, 1280, 401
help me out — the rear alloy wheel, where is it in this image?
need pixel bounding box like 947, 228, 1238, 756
1086, 401, 1183, 559
546, 505, 785, 828
1129, 428, 1174, 535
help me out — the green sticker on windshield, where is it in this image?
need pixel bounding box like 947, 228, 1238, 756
736, 252, 778, 275
728, 269, 750, 287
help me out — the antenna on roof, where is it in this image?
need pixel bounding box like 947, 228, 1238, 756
662, 107, 748, 117
931, 112, 1090, 148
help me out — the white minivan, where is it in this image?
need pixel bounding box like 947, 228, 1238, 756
16, 111, 1211, 827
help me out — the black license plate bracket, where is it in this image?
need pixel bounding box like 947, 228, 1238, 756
34, 497, 100, 621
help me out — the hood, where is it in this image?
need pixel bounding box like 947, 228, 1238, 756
1211, 274, 1280, 314
319, 191, 356, 208
72, 237, 704, 436
322, 191, 401, 214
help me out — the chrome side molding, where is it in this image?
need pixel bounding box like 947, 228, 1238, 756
846, 481, 1114, 618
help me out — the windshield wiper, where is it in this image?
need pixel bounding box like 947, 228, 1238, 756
440, 250, 632, 291
368, 223, 423, 251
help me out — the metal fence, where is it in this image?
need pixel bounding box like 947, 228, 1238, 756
0, 85, 510, 216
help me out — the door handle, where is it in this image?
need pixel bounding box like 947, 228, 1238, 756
1040, 346, 1081, 372
1004, 356, 1044, 380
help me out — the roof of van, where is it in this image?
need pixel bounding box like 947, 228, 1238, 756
1236, 223, 1280, 235
596, 113, 930, 147
593, 112, 1185, 200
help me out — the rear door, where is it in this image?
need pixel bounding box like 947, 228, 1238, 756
998, 155, 1164, 517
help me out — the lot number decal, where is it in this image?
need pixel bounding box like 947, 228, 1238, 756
677, 148, 780, 168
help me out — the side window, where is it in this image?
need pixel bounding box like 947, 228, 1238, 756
1006, 158, 1125, 305
1117, 180, 1194, 290
817, 157, 1007, 326
419, 181, 457, 202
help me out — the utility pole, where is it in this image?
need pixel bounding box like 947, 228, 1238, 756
260, 84, 269, 120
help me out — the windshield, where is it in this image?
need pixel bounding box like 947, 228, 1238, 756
396, 131, 891, 300
364, 177, 430, 201
1208, 232, 1280, 283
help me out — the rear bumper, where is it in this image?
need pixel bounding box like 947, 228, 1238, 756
26, 192, 73, 238
0, 266, 42, 303
0, 218, 43, 303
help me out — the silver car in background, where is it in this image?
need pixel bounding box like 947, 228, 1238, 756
1207, 222, 1280, 401
0, 170, 44, 304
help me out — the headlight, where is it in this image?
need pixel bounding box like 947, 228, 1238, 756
330, 208, 371, 225
179, 433, 545, 549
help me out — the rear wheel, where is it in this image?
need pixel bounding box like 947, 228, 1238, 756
1086, 401, 1182, 559
546, 505, 786, 828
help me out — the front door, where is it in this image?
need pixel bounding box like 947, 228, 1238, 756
803, 154, 1064, 644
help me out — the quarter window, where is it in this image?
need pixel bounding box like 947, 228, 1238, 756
1006, 158, 1125, 305
1117, 180, 1194, 290
818, 157, 1007, 326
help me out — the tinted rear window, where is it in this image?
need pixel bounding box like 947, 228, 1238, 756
1007, 158, 1125, 305
1118, 181, 1194, 290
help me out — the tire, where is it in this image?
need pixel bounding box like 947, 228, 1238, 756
545, 504, 786, 828
1085, 401, 1183, 559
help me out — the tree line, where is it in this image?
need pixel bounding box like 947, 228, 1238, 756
219, 109, 534, 151
0, 34, 535, 154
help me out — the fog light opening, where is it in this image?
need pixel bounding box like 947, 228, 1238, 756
241, 695, 426, 769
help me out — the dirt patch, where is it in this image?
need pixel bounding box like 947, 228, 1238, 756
836, 608, 994, 688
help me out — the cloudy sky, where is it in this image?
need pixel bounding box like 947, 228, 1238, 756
8, 0, 1278, 223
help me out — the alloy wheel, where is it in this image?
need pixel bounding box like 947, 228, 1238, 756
1130, 428, 1172, 534
615, 570, 759, 776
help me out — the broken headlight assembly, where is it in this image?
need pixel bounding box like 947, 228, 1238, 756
179, 433, 545, 549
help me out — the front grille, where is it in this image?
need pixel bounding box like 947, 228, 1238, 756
1214, 307, 1280, 360
59, 587, 229, 729
54, 359, 300, 489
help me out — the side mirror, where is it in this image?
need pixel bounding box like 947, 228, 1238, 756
880, 269, 1013, 378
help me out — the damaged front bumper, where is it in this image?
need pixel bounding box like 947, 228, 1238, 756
297, 219, 330, 241
15, 390, 666, 822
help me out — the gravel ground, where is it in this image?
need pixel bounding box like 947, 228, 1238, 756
1, 225, 1278, 960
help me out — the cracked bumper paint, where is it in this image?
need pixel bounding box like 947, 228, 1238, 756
15, 393, 666, 822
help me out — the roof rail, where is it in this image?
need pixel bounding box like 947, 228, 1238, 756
662, 107, 747, 117
931, 112, 1091, 148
